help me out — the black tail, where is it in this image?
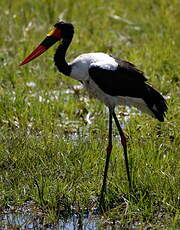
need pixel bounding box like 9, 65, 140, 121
144, 85, 168, 122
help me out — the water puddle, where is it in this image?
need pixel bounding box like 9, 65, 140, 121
0, 197, 143, 229
0, 200, 121, 230
0, 212, 117, 230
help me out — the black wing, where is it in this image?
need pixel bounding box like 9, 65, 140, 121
89, 57, 147, 98
88, 57, 167, 121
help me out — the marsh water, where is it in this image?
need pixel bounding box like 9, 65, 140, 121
0, 211, 120, 230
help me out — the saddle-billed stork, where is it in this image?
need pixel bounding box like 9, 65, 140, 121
19, 21, 167, 209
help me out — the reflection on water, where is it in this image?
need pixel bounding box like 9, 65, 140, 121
0, 212, 116, 230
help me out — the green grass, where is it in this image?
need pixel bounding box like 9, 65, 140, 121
0, 0, 179, 228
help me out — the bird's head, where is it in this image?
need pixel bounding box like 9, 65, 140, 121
19, 21, 74, 66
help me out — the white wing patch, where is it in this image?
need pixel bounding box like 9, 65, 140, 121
89, 53, 118, 71
90, 61, 118, 71
69, 52, 118, 80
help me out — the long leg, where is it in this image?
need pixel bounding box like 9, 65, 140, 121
112, 111, 132, 191
99, 109, 113, 210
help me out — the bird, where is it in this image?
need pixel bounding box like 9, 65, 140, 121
19, 21, 167, 209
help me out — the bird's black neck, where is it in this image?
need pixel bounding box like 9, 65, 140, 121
54, 38, 72, 76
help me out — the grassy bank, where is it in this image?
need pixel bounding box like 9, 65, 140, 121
0, 0, 179, 228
